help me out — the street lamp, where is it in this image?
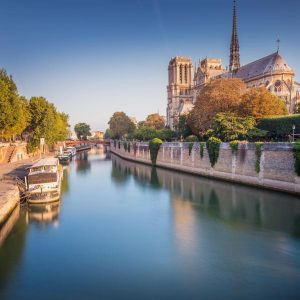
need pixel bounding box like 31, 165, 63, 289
292, 124, 296, 142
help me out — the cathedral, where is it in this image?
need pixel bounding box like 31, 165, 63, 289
166, 0, 300, 129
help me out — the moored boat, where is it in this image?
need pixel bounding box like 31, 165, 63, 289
57, 151, 72, 164
26, 158, 63, 204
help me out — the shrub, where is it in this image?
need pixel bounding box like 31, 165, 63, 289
257, 114, 300, 141
123, 141, 128, 151
188, 143, 194, 156
293, 141, 300, 176
149, 138, 163, 166
206, 137, 221, 167
113, 140, 117, 148
118, 141, 121, 149
255, 142, 264, 173
229, 140, 239, 154
200, 142, 205, 159
185, 135, 199, 142
128, 143, 131, 153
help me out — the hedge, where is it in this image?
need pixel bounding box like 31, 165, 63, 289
257, 114, 300, 141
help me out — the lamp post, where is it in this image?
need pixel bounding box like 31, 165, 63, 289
292, 124, 296, 142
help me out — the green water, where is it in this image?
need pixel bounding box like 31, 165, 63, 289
0, 149, 300, 300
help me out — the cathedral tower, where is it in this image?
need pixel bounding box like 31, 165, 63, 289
229, 0, 240, 72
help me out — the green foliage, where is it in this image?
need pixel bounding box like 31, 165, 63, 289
293, 141, 300, 176
27, 97, 69, 151
188, 143, 194, 156
176, 115, 192, 139
229, 140, 239, 154
133, 126, 175, 141
200, 142, 205, 159
123, 141, 128, 151
255, 142, 264, 173
185, 135, 199, 142
207, 112, 256, 142
74, 122, 91, 140
108, 112, 136, 139
0, 69, 31, 139
113, 140, 117, 148
258, 114, 300, 141
149, 138, 163, 166
104, 128, 113, 139
157, 128, 176, 141
206, 137, 221, 167
128, 142, 131, 153
118, 141, 121, 149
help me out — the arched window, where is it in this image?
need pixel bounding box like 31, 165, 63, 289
179, 65, 183, 83
274, 80, 282, 93
184, 65, 188, 83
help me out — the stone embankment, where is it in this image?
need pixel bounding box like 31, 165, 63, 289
110, 141, 300, 195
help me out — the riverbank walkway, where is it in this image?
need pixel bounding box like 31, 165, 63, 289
0, 156, 48, 225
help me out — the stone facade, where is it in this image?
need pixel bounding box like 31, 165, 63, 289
166, 1, 300, 128
111, 141, 300, 195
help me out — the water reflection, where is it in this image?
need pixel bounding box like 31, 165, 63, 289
75, 151, 91, 174
111, 154, 300, 237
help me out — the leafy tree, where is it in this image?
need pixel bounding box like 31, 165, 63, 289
176, 115, 192, 139
104, 128, 113, 139
0, 69, 30, 140
188, 78, 246, 136
134, 126, 157, 141
240, 87, 287, 119
27, 97, 68, 151
108, 112, 136, 139
74, 122, 91, 140
206, 112, 257, 141
145, 113, 165, 130
157, 128, 176, 141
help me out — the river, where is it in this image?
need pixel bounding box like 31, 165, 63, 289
0, 148, 300, 300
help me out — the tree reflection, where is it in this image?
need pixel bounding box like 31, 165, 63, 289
76, 151, 91, 174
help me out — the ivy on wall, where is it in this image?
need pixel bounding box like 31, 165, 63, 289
200, 142, 205, 159
229, 140, 239, 154
293, 141, 300, 176
206, 137, 221, 167
255, 142, 264, 173
188, 143, 194, 156
149, 138, 163, 166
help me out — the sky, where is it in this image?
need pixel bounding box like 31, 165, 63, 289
0, 0, 299, 130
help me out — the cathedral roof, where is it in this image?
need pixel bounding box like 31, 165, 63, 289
234, 52, 294, 80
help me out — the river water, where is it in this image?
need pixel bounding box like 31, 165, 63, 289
0, 148, 300, 300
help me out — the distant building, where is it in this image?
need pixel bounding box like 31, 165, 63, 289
130, 117, 138, 127
67, 126, 77, 140
90, 131, 104, 140
166, 0, 300, 129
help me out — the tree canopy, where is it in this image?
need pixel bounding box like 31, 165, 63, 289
108, 112, 136, 139
27, 97, 69, 151
240, 87, 288, 118
145, 113, 165, 130
188, 78, 246, 136
74, 123, 91, 140
0, 69, 30, 139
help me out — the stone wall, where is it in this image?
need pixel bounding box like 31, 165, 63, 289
110, 141, 300, 195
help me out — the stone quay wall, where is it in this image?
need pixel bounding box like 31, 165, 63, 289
110, 141, 300, 195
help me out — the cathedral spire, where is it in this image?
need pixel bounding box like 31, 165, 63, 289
229, 0, 240, 72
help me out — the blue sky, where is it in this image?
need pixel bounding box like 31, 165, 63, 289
0, 0, 299, 130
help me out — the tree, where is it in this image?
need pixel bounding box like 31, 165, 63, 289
104, 128, 113, 139
74, 123, 91, 140
27, 97, 69, 151
176, 115, 192, 139
188, 78, 246, 136
240, 87, 287, 119
207, 112, 257, 141
108, 112, 135, 139
0, 69, 30, 140
145, 113, 165, 130
134, 126, 157, 141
